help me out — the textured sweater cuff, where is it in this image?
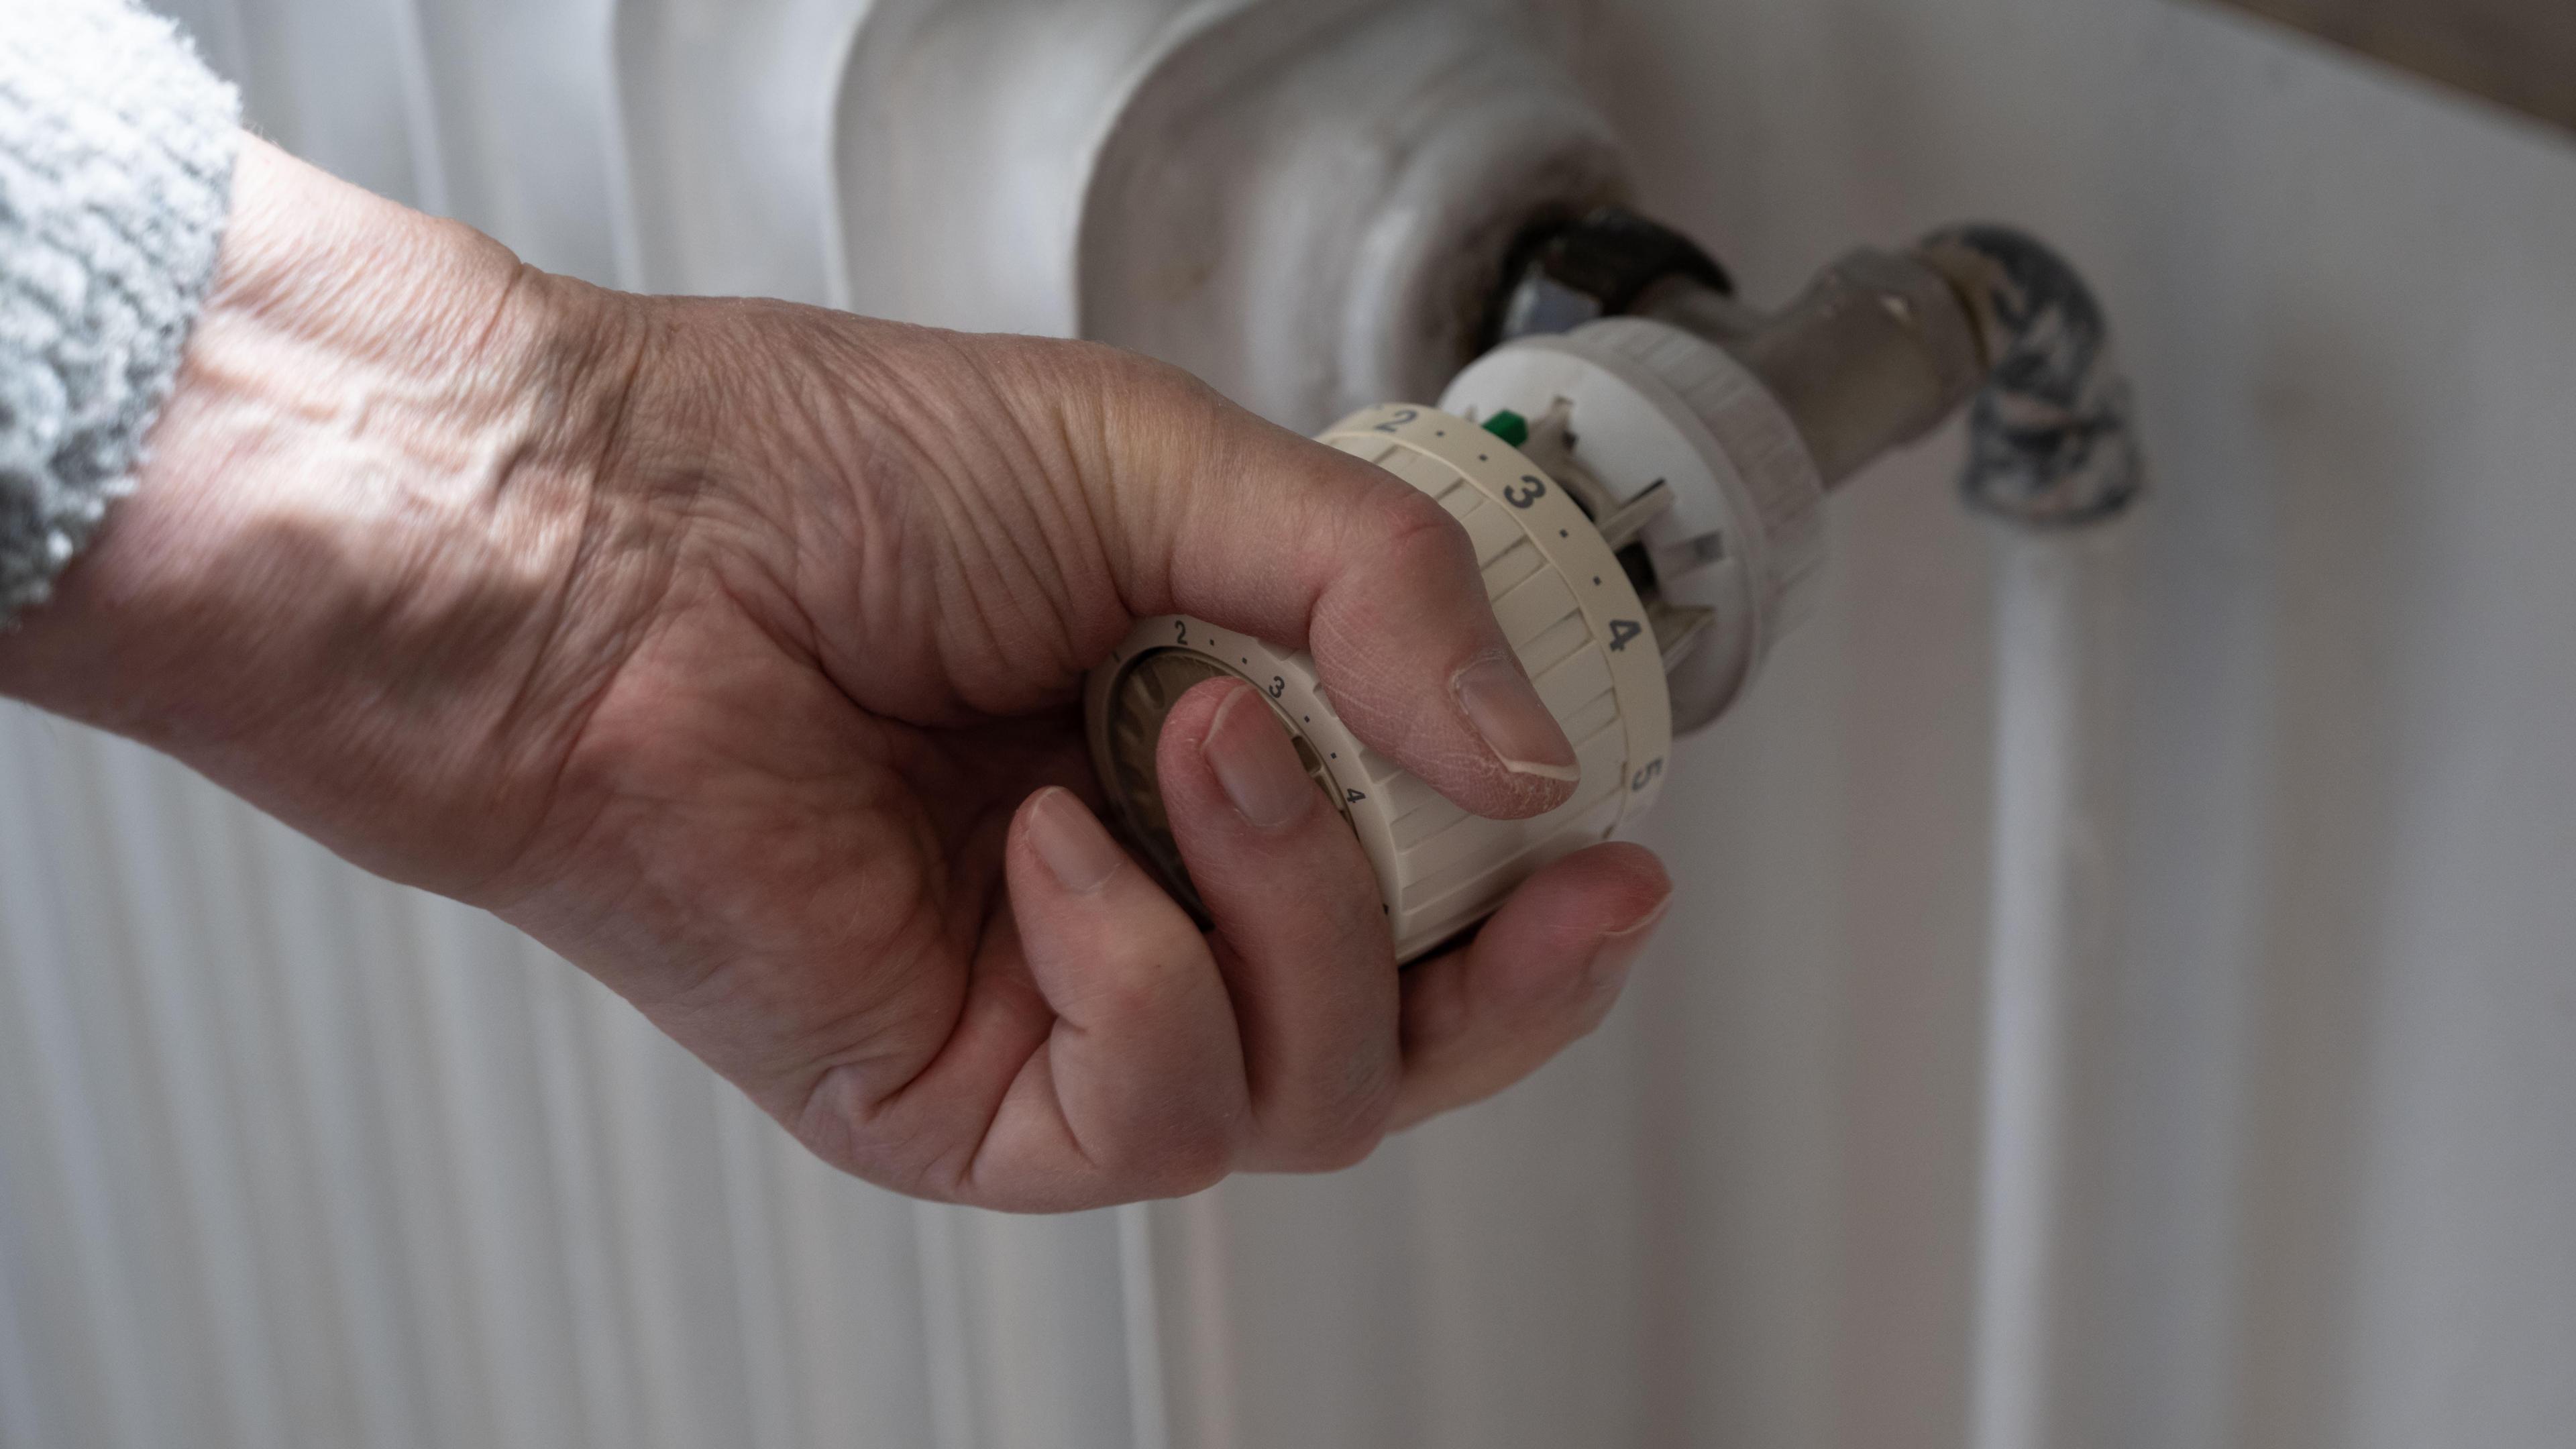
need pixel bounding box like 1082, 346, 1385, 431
0, 0, 241, 622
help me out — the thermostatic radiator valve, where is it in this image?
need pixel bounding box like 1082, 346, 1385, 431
1086, 221, 2139, 961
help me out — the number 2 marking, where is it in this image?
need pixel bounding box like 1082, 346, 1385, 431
1503, 475, 1546, 509
1607, 619, 1643, 652
1173, 620, 1188, 646
1373, 408, 1419, 434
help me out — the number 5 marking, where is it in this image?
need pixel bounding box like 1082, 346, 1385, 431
1630, 758, 1664, 792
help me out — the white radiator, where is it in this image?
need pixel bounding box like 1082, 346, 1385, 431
0, 711, 1678, 1449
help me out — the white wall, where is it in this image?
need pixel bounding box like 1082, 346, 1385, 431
4, 1, 2573, 1447
1568, 2, 2576, 1446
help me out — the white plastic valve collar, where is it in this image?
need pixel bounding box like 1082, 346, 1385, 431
1440, 317, 1826, 733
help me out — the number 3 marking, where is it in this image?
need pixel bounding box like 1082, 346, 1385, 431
1269, 676, 1287, 700
1503, 475, 1546, 509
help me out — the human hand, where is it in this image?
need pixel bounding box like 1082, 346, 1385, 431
0, 139, 1671, 1211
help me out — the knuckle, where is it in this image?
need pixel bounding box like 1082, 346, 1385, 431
1306, 1119, 1390, 1174
1086, 345, 1228, 434
1265, 1081, 1395, 1174
1084, 924, 1214, 1025
792, 1069, 963, 1198
1099, 1107, 1237, 1199
1362, 485, 1472, 568
1350, 488, 1487, 606
1152, 1123, 1240, 1197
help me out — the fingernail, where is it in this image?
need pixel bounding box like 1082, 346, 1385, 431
1589, 894, 1672, 991
1203, 684, 1315, 831
1028, 788, 1124, 894
1454, 655, 1580, 782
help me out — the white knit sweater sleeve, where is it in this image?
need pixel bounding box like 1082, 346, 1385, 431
0, 0, 239, 621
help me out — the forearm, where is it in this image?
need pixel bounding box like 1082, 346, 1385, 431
0, 139, 645, 895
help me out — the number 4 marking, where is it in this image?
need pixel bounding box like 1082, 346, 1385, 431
1607, 619, 1643, 652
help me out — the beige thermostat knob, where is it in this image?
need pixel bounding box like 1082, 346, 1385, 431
1085, 404, 1677, 963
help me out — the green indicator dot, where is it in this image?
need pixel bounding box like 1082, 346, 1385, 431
1482, 410, 1529, 447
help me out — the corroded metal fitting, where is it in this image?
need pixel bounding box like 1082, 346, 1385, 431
1918, 225, 2145, 529
1493, 206, 1734, 343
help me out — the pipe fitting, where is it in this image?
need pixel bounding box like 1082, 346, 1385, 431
1640, 250, 1986, 488
1621, 224, 2142, 527
1918, 226, 2145, 529
1493, 205, 1734, 345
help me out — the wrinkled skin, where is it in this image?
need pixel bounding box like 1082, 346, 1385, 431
0, 140, 1670, 1212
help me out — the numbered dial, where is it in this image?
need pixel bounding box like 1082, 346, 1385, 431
1083, 405, 1674, 963
1095, 644, 1354, 920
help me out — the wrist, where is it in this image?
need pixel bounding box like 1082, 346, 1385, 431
0, 138, 653, 894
